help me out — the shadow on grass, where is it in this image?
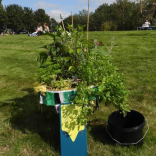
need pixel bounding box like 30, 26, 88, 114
88, 119, 115, 146
1, 88, 60, 153
0, 89, 117, 154
88, 119, 145, 148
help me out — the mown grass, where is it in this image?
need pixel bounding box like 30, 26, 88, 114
0, 31, 156, 156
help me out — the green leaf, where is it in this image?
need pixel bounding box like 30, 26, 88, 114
77, 48, 82, 54
68, 66, 74, 71
69, 48, 74, 54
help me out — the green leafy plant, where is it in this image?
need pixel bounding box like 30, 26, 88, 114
72, 43, 129, 120
35, 25, 91, 89
35, 24, 130, 127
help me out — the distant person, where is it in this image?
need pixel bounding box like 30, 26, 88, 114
43, 23, 50, 33
28, 23, 43, 37
142, 20, 150, 30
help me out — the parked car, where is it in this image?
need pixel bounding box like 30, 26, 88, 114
20, 29, 28, 34
15, 29, 28, 34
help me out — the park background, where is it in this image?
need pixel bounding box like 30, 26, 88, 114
0, 0, 156, 32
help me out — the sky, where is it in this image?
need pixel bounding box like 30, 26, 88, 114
2, 0, 119, 22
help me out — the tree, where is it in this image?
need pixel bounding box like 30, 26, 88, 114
34, 9, 50, 26
50, 18, 58, 32
88, 12, 96, 31
63, 9, 88, 30
139, 0, 154, 25
92, 3, 111, 30
92, 0, 144, 31
77, 9, 88, 29
5, 4, 24, 31
23, 7, 36, 32
0, 0, 7, 30
63, 15, 72, 28
115, 0, 132, 30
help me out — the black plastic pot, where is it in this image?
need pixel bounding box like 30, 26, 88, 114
107, 110, 147, 145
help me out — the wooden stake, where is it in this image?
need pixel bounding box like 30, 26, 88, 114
60, 14, 65, 31
61, 20, 65, 31
87, 0, 90, 40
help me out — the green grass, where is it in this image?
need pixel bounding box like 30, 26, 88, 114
0, 31, 156, 155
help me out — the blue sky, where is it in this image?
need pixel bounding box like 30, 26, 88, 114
2, 0, 117, 22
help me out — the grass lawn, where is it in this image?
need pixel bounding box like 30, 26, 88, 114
0, 31, 156, 156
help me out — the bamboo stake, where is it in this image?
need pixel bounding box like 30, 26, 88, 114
60, 14, 65, 31
87, 0, 90, 40
61, 20, 65, 31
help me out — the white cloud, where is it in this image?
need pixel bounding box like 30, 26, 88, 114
34, 1, 69, 22
49, 10, 70, 22
92, 0, 111, 6
76, 0, 107, 13
35, 0, 129, 22
76, 0, 126, 13
78, 0, 104, 6
34, 1, 58, 9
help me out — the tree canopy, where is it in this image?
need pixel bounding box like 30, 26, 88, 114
63, 0, 155, 31
0, 0, 7, 30
0, 0, 58, 32
6, 4, 24, 31
0, 0, 155, 32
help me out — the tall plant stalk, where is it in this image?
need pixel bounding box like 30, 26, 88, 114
87, 0, 90, 40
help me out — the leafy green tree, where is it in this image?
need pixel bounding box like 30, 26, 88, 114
0, 0, 7, 30
129, 1, 141, 29
50, 18, 58, 32
64, 9, 92, 30
23, 7, 36, 32
115, 0, 134, 30
5, 4, 24, 31
89, 12, 97, 31
77, 9, 88, 29
112, 0, 153, 30
139, 0, 154, 25
63, 15, 72, 28
92, 0, 143, 30
92, 3, 111, 30
34, 9, 50, 27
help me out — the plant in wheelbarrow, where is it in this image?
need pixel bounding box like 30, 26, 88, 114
34, 24, 148, 146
